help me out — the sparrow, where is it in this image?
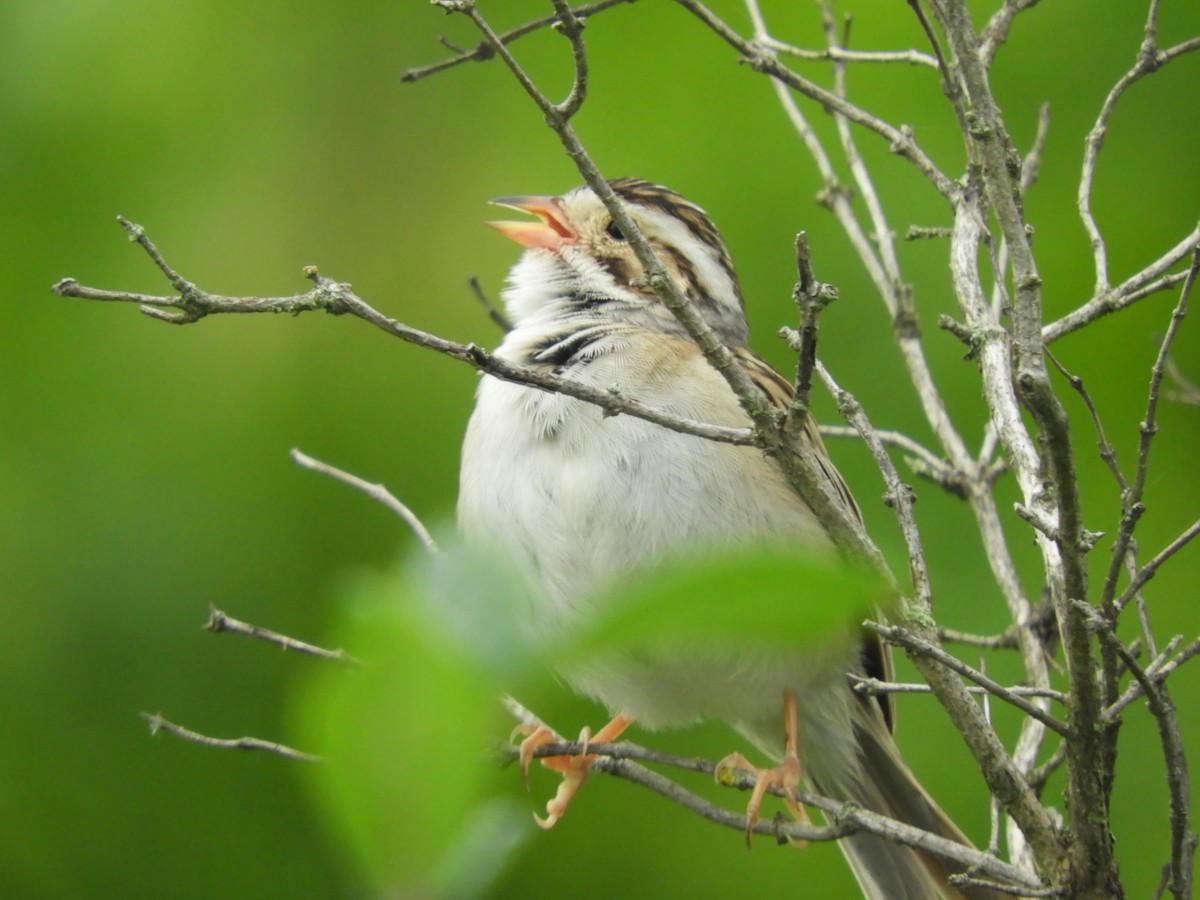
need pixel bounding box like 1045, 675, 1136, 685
457, 177, 998, 900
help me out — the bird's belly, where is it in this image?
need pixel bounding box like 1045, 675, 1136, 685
458, 376, 849, 734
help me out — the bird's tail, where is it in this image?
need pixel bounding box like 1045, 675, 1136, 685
812, 703, 1008, 900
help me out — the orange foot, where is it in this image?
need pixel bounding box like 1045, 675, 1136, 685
713, 692, 811, 847
512, 714, 633, 829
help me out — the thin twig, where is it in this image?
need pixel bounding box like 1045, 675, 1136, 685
290, 448, 440, 554
1046, 349, 1129, 493
1044, 225, 1200, 343
782, 231, 837, 427
868, 621, 1071, 738
850, 675, 1065, 703
757, 36, 937, 68
679, 0, 958, 199
141, 712, 321, 762
978, 0, 1045, 67
467, 275, 511, 332
401, 0, 636, 83
815, 363, 933, 612
818, 424, 965, 492
1078, 7, 1200, 297
1027, 740, 1068, 795
1103, 250, 1200, 615
1104, 635, 1199, 721
205, 605, 359, 664
1075, 599, 1194, 899
937, 626, 1020, 650
550, 0, 588, 116
1117, 519, 1200, 611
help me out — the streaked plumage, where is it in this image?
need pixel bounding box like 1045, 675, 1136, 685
458, 178, 996, 899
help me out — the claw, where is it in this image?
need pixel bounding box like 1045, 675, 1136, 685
715, 693, 810, 847
512, 714, 633, 828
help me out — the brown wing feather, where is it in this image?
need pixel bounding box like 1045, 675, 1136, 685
734, 346, 896, 730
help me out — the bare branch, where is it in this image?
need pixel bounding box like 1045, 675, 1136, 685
1078, 3, 1200, 297
937, 626, 1020, 650
1103, 250, 1199, 614
205, 606, 358, 664
549, 0, 588, 117
868, 622, 1071, 738
1104, 635, 1197, 720
52, 222, 755, 448
1046, 349, 1129, 494
757, 36, 937, 69
978, 0, 1045, 67
1076, 600, 1194, 899
816, 363, 933, 612
290, 449, 440, 554
850, 675, 1065, 703
1028, 741, 1068, 795
467, 275, 511, 332
781, 231, 837, 427
401, 0, 636, 83
141, 711, 321, 762
933, 0, 1107, 878
1117, 519, 1200, 611
506, 738, 1045, 892
678, 0, 959, 199
1044, 225, 1200, 343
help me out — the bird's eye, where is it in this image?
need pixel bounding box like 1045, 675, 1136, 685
605, 219, 627, 242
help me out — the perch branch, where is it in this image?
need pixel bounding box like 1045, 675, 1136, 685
51, 221, 754, 449
506, 739, 1046, 893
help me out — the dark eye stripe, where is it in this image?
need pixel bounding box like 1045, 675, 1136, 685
609, 177, 742, 309
594, 254, 640, 295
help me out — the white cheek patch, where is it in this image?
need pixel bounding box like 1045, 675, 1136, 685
639, 207, 737, 304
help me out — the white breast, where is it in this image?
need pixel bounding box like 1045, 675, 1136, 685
456, 327, 856, 741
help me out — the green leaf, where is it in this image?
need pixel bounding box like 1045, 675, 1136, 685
554, 544, 888, 664
289, 563, 522, 898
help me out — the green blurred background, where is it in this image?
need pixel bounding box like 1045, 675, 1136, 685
3, 1, 1198, 896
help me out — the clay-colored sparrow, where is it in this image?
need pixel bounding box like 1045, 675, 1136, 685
458, 178, 994, 900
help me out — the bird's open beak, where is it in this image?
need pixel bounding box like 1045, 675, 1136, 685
487, 196, 578, 250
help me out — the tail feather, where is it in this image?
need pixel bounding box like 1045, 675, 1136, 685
809, 702, 1008, 900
